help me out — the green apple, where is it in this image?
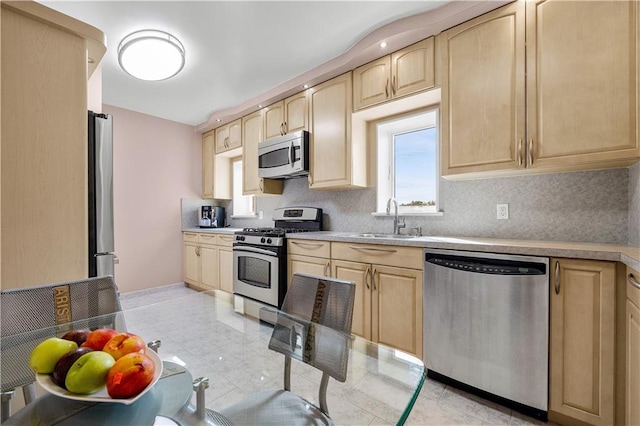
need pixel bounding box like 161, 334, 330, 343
29, 337, 78, 374
65, 351, 115, 394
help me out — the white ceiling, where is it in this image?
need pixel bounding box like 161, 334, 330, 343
39, 1, 503, 128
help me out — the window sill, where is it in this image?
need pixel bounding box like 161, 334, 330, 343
371, 211, 444, 217
231, 214, 258, 219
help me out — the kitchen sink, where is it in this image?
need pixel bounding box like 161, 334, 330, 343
348, 233, 416, 239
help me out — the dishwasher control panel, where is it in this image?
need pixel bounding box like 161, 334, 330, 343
425, 253, 547, 275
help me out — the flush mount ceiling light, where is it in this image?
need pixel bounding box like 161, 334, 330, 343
118, 30, 185, 81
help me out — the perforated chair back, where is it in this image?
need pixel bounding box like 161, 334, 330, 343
0, 276, 124, 393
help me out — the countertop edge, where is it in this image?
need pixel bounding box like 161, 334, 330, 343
181, 229, 640, 270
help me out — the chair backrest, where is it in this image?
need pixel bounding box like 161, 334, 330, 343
1, 276, 124, 392
269, 273, 355, 383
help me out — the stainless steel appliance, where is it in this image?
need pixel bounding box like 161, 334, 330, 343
88, 112, 116, 277
199, 206, 225, 228
258, 130, 309, 179
233, 207, 322, 307
424, 249, 549, 420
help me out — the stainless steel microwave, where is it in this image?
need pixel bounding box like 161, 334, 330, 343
258, 130, 309, 179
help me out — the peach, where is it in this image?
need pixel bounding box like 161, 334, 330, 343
106, 352, 155, 399
81, 328, 118, 351
103, 333, 145, 360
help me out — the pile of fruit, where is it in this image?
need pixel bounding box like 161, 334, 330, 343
29, 328, 156, 399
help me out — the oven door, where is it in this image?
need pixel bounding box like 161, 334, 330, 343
233, 245, 280, 307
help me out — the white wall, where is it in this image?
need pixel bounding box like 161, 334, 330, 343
103, 105, 201, 293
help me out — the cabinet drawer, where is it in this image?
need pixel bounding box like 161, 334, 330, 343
331, 242, 422, 269
216, 234, 235, 247
183, 232, 199, 243
198, 233, 217, 245
288, 239, 330, 258
628, 266, 640, 308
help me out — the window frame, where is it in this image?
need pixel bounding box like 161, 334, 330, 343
230, 157, 256, 218
374, 108, 441, 216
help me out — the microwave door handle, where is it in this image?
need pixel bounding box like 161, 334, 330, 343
289, 141, 294, 168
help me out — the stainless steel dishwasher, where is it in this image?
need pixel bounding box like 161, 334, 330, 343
424, 249, 549, 420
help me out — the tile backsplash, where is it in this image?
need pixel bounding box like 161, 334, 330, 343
188, 166, 637, 245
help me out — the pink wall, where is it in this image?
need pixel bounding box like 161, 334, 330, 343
103, 105, 201, 293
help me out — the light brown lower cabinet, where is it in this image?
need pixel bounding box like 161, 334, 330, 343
287, 239, 331, 285
549, 258, 616, 426
626, 266, 640, 426
331, 242, 423, 359
183, 233, 235, 294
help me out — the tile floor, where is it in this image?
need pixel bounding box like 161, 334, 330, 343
120, 285, 553, 426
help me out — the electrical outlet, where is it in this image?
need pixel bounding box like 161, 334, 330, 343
258, 211, 264, 219
497, 204, 509, 220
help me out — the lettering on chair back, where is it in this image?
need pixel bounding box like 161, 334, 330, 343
304, 280, 327, 362
54, 285, 72, 325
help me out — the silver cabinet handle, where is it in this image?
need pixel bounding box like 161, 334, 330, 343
528, 139, 534, 166
259, 180, 263, 192
280, 123, 284, 136
196, 246, 201, 257
365, 265, 371, 290
385, 78, 389, 98
283, 121, 287, 135
629, 273, 640, 290
391, 76, 396, 95
554, 261, 560, 295
291, 241, 324, 248
324, 261, 330, 277
348, 246, 397, 253
517, 139, 523, 166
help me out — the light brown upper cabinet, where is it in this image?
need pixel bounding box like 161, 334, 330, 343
549, 258, 616, 426
263, 91, 308, 140
439, 0, 640, 179
215, 118, 242, 154
242, 110, 283, 196
202, 130, 215, 198
2, 2, 106, 288
308, 72, 367, 189
353, 38, 435, 111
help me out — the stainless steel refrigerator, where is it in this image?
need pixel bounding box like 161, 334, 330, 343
88, 111, 116, 277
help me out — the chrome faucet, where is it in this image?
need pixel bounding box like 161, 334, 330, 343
386, 197, 406, 235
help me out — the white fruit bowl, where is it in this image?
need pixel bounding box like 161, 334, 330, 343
36, 349, 163, 405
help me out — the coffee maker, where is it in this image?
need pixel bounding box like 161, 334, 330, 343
198, 206, 225, 228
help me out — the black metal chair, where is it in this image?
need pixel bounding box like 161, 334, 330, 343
219, 273, 356, 425
0, 276, 124, 422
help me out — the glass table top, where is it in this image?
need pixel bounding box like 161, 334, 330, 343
1, 290, 426, 425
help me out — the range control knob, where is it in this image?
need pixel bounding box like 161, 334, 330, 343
261, 237, 266, 243
266, 238, 272, 244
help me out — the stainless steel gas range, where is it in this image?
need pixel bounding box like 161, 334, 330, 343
232, 207, 322, 308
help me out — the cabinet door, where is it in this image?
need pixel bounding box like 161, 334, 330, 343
353, 56, 391, 110
284, 92, 308, 134
202, 131, 214, 198
218, 247, 234, 293
391, 37, 435, 99
309, 72, 357, 189
242, 110, 263, 195
439, 1, 525, 177
184, 243, 200, 285
372, 265, 423, 358
549, 258, 615, 426
288, 254, 330, 285
628, 297, 640, 426
214, 125, 229, 154
227, 119, 242, 150
263, 101, 284, 140
332, 260, 371, 340
200, 245, 219, 290
526, 0, 640, 169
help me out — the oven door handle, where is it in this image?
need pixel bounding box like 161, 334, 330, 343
233, 246, 278, 257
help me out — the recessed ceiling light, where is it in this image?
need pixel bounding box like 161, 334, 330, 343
303, 84, 309, 89
380, 41, 388, 48
118, 30, 185, 81
216, 118, 221, 122
258, 105, 263, 108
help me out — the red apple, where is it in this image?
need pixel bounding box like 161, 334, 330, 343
102, 333, 146, 360
106, 352, 155, 399
81, 328, 118, 351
